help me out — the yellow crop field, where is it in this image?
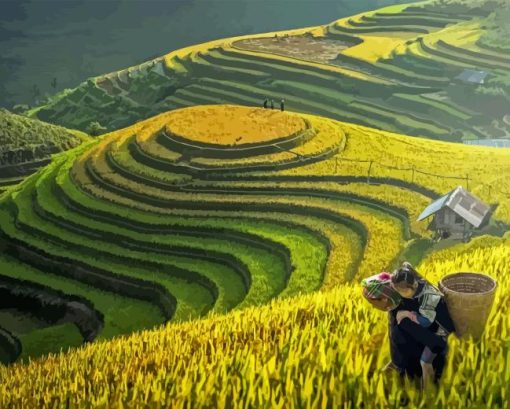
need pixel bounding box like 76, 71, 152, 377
77, 148, 405, 282
203, 180, 433, 237
275, 122, 510, 224
164, 105, 306, 146
1, 231, 508, 408
88, 140, 402, 256
101, 108, 345, 168
157, 21, 384, 84
4, 0, 510, 404
343, 34, 417, 62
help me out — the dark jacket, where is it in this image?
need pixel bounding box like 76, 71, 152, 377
388, 286, 455, 381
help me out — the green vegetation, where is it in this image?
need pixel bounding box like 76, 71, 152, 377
19, 0, 508, 142
389, 237, 435, 270
0, 109, 86, 167
85, 121, 108, 137
0, 253, 163, 361
479, 7, 510, 51
0, 109, 89, 193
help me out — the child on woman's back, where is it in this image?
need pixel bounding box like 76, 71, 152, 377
390, 262, 454, 390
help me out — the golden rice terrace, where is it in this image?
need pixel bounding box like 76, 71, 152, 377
163, 105, 306, 146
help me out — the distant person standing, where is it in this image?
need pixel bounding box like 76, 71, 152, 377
270, 99, 274, 109
280, 99, 285, 111
263, 98, 268, 109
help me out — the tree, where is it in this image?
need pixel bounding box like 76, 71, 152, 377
30, 84, 41, 102
86, 121, 107, 136
12, 104, 30, 114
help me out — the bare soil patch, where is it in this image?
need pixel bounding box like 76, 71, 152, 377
233, 35, 354, 64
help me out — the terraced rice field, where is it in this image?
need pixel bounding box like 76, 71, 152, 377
1, 104, 508, 366
28, 1, 510, 143
0, 105, 509, 407
3, 0, 510, 405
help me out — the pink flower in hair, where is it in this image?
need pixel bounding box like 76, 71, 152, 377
378, 272, 392, 281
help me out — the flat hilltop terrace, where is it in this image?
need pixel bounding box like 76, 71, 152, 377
26, 1, 510, 145
0, 104, 509, 407
163, 105, 306, 146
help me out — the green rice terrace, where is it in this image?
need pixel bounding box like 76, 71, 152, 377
1, 103, 509, 365
25, 0, 510, 143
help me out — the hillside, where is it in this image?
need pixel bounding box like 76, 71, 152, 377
1, 104, 509, 357
0, 104, 508, 407
0, 109, 89, 194
25, 0, 510, 143
1, 1, 509, 406
1, 0, 413, 109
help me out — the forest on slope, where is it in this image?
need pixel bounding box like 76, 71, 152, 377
0, 109, 88, 191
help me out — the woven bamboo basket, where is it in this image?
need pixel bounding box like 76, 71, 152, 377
438, 272, 497, 340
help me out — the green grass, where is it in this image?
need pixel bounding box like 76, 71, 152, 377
68, 137, 402, 296
330, 22, 430, 35
389, 237, 435, 271
359, 14, 459, 28
1, 201, 205, 322
13, 180, 230, 319
37, 163, 275, 310
415, 38, 483, 70
1, 176, 214, 321
181, 52, 270, 80
0, 310, 46, 335
102, 141, 372, 290
68, 155, 329, 302
53, 147, 327, 301
17, 324, 84, 364
5, 149, 336, 356
432, 40, 510, 71
379, 51, 447, 78
349, 100, 452, 138
201, 49, 357, 86
391, 93, 472, 121
0, 253, 163, 362
219, 47, 387, 85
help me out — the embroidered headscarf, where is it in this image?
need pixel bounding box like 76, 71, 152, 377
361, 272, 402, 311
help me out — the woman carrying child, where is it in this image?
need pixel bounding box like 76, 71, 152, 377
389, 262, 456, 390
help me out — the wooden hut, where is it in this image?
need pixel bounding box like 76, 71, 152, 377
417, 186, 491, 242
454, 69, 488, 85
